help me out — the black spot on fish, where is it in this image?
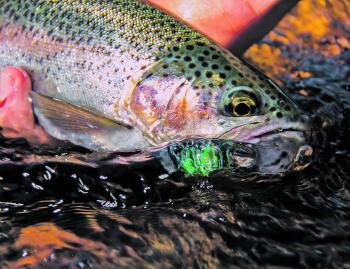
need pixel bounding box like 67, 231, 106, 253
220, 73, 227, 79
184, 56, 192, 62
189, 63, 196, 69
203, 50, 210, 56
195, 71, 201, 77
206, 71, 213, 78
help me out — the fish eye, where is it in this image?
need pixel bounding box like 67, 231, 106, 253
229, 94, 257, 116
220, 86, 259, 117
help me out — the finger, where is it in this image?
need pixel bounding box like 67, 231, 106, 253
0, 67, 53, 145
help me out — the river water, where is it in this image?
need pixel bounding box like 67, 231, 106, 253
0, 1, 349, 268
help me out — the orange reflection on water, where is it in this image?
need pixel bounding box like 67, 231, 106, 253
8, 223, 107, 268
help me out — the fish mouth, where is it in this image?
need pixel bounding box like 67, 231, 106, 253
221, 121, 313, 175
241, 128, 307, 144
221, 121, 311, 144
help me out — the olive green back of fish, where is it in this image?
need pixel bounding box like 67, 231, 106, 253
0, 0, 209, 56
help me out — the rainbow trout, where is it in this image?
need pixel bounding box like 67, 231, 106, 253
0, 0, 313, 175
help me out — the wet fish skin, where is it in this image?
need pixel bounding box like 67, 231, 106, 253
0, 0, 312, 174
0, 0, 210, 150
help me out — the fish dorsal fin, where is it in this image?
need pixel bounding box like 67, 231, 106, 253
29, 91, 149, 152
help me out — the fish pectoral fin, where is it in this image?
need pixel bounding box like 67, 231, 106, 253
29, 91, 145, 152
29, 91, 130, 132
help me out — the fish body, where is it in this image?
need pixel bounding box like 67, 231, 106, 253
0, 0, 312, 174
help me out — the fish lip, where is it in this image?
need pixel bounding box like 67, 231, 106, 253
218, 121, 263, 138
222, 121, 312, 144
241, 128, 306, 143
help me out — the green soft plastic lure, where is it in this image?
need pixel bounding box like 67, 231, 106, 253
179, 144, 221, 176
153, 139, 257, 177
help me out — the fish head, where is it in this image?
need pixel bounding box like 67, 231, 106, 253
133, 43, 313, 175
215, 75, 314, 176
